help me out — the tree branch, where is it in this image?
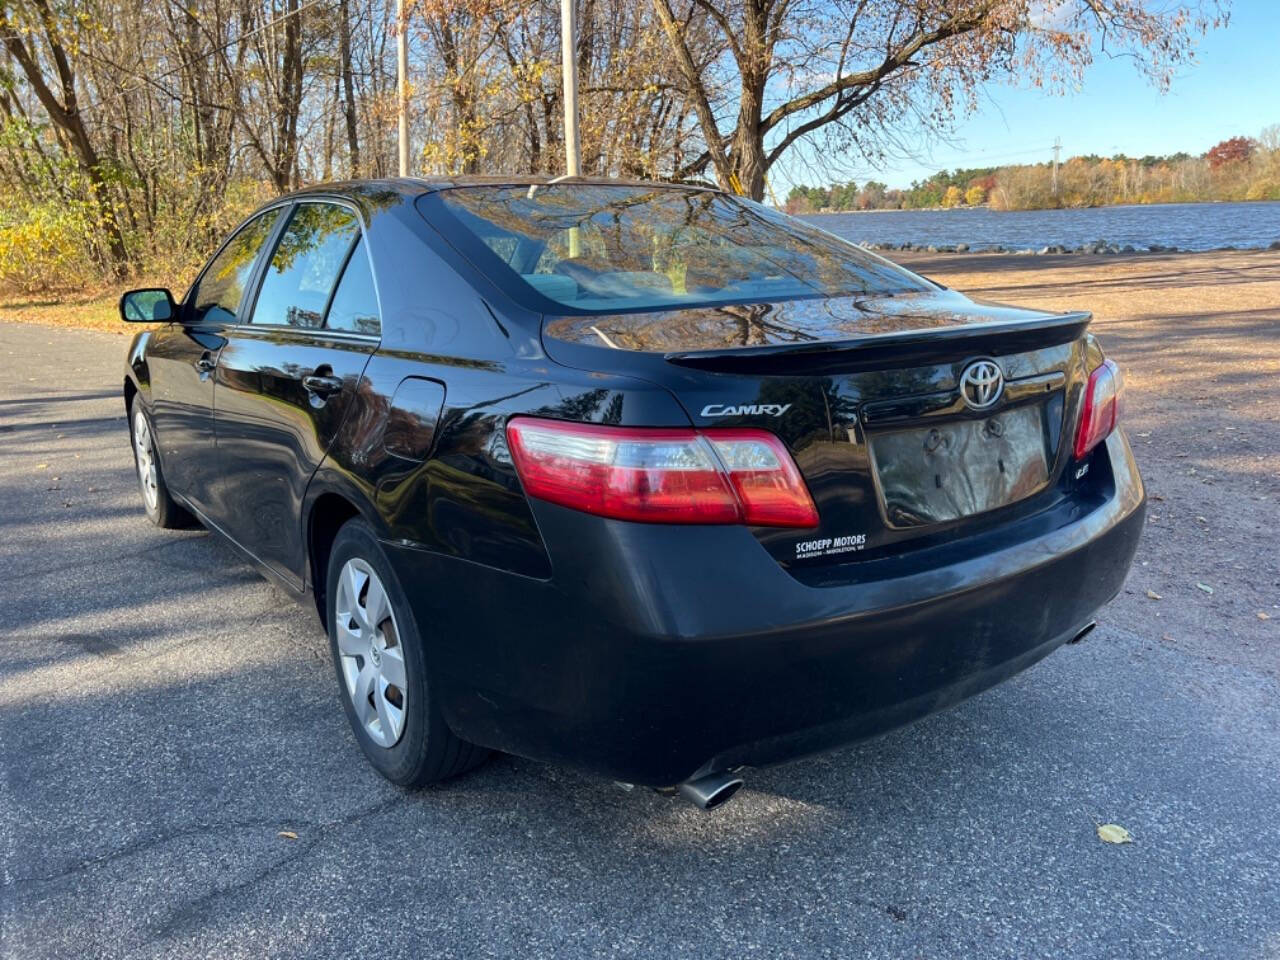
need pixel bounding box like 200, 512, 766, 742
651, 0, 732, 186
759, 4, 995, 138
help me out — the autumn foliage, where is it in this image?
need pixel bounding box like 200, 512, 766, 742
785, 127, 1280, 212
0, 0, 1236, 294
1206, 136, 1256, 169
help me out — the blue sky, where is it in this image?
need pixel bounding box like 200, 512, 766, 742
771, 0, 1279, 193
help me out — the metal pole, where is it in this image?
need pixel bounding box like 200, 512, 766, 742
1052, 136, 1061, 197
560, 0, 581, 177
397, 0, 409, 177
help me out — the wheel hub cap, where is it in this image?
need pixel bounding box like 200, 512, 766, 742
132, 410, 159, 512
333, 558, 407, 748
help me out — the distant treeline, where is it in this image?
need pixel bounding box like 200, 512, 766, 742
784, 129, 1280, 213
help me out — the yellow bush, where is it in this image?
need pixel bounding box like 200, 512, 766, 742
1245, 178, 1280, 201
0, 205, 101, 296
942, 185, 964, 207
965, 185, 986, 205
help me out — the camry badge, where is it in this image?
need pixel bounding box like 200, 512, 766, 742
959, 360, 1004, 410
701, 403, 792, 418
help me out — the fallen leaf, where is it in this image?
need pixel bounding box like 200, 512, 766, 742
1161, 634, 1175, 642
277, 830, 298, 840
1151, 493, 1166, 501
1195, 516, 1207, 524
35, 463, 48, 470
1097, 823, 1133, 844
1260, 612, 1272, 621
1146, 590, 1162, 601
1195, 582, 1214, 595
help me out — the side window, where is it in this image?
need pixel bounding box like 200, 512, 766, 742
191, 209, 283, 325
324, 238, 381, 335
250, 202, 360, 328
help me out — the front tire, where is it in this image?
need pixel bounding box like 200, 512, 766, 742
326, 519, 487, 787
129, 396, 194, 529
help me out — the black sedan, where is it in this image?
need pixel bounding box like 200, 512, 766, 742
121, 178, 1144, 810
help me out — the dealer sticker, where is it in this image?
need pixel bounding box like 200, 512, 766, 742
795, 533, 866, 560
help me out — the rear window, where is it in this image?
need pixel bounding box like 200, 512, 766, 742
424, 184, 927, 314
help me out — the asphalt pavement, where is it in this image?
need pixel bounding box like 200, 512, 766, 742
1, 319, 1276, 959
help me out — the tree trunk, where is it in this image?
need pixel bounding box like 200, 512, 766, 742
273, 0, 304, 191
730, 76, 767, 200
339, 0, 361, 175
2, 9, 129, 275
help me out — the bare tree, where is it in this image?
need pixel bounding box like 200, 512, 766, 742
651, 0, 1228, 199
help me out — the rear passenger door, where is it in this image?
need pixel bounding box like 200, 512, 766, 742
210, 200, 382, 586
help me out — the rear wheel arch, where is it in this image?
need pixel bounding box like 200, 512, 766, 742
307, 491, 363, 628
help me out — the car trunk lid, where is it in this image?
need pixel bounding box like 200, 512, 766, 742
541, 289, 1092, 569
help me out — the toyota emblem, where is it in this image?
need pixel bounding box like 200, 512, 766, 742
960, 360, 1004, 410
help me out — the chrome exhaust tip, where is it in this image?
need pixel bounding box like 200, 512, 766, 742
1068, 621, 1098, 644
677, 772, 744, 811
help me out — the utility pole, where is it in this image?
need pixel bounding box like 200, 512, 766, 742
560, 0, 581, 176
1052, 137, 1061, 197
397, 0, 409, 177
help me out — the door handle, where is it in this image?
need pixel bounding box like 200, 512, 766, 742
303, 373, 345, 396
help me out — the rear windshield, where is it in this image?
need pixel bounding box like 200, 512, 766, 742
423, 184, 928, 314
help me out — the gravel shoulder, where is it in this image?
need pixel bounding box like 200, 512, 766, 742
895, 249, 1280, 675
1, 251, 1277, 959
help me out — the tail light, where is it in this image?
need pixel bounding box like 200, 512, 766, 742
1073, 358, 1125, 460
505, 417, 819, 528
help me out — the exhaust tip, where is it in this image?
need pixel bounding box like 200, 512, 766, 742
1068, 621, 1097, 644
677, 773, 744, 811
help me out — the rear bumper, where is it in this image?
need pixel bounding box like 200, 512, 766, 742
387, 431, 1145, 786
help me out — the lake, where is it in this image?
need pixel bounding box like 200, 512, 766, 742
806, 201, 1280, 253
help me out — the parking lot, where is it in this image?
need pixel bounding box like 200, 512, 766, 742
1, 253, 1277, 959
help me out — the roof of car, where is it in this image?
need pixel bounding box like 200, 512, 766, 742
285, 175, 722, 203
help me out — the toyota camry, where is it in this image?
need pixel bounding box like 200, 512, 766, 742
120, 178, 1145, 810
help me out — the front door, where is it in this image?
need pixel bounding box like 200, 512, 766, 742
147, 208, 284, 511
211, 201, 381, 586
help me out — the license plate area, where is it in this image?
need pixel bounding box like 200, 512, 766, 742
868, 403, 1051, 528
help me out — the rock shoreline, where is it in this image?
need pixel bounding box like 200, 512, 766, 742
857, 239, 1280, 255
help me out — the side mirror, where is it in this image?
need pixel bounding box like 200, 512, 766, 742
120, 288, 177, 323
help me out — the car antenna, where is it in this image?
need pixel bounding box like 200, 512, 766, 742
528, 173, 579, 200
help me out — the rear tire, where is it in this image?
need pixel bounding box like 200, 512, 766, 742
326, 519, 487, 787
129, 396, 195, 529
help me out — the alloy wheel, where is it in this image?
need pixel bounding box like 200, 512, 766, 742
334, 558, 408, 748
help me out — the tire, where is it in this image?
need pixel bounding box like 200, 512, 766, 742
326, 519, 487, 787
129, 396, 195, 529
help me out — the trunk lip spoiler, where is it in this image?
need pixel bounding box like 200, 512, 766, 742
661, 311, 1092, 365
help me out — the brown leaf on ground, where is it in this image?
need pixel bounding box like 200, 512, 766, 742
1146, 590, 1162, 601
